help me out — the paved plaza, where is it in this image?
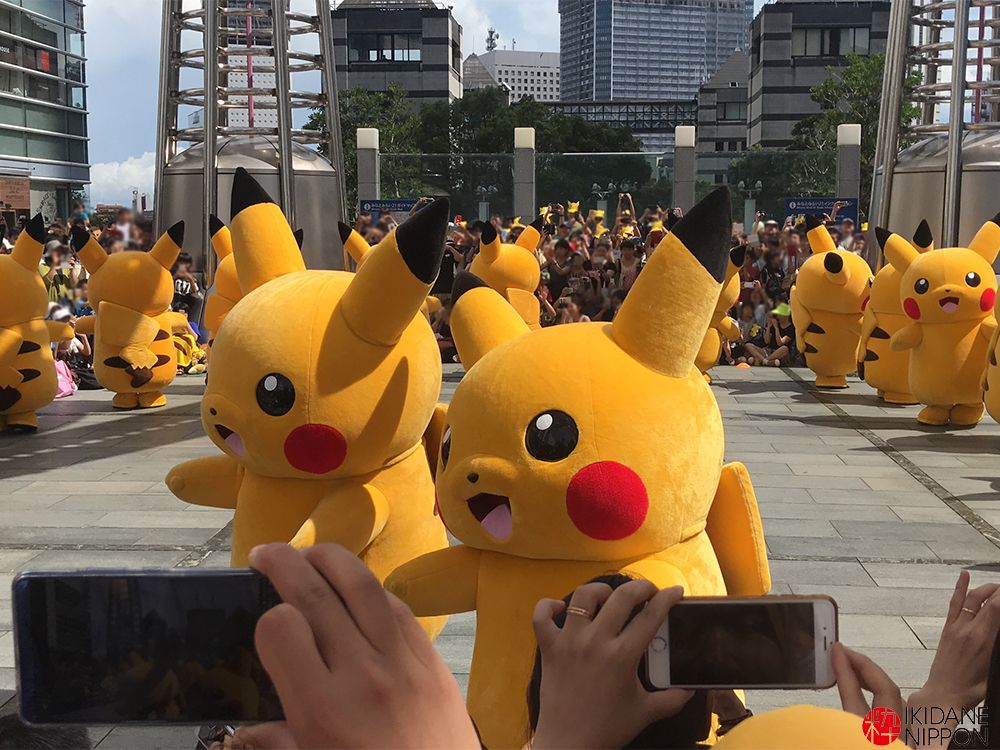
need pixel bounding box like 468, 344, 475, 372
0, 365, 998, 747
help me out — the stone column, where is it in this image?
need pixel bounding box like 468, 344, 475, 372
672, 126, 696, 212
356, 127, 380, 206
513, 127, 536, 222
836, 123, 862, 204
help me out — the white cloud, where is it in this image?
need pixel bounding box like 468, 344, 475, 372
448, 0, 559, 54
89, 152, 155, 206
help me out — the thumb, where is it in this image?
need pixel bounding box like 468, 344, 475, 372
833, 643, 870, 717
231, 721, 297, 749
642, 688, 694, 725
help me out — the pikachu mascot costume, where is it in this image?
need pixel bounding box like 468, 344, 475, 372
879, 217, 1000, 426
166, 169, 449, 636
386, 188, 771, 749
858, 223, 933, 405
469, 218, 544, 328
695, 244, 748, 382
790, 216, 872, 388
71, 223, 187, 409
0, 217, 74, 433
203, 215, 240, 352
716, 706, 907, 750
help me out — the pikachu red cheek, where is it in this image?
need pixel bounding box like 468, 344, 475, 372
566, 461, 649, 540
903, 298, 921, 320
283, 424, 347, 474
981, 288, 996, 312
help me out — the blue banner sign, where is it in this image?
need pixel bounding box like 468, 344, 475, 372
783, 197, 860, 228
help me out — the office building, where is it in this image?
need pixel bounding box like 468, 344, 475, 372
548, 99, 696, 153
558, 0, 754, 103
696, 50, 748, 184
748, 0, 890, 148
463, 50, 560, 103
0, 0, 88, 222
332, 0, 462, 104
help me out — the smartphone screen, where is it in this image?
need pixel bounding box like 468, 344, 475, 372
13, 569, 283, 725
648, 597, 836, 689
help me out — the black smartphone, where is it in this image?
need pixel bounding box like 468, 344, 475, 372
13, 568, 283, 725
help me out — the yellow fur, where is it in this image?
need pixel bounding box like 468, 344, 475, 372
881, 218, 1000, 426
0, 215, 73, 432
165, 169, 449, 637
717, 706, 908, 749
790, 218, 872, 388
386, 188, 770, 749
203, 216, 240, 353
469, 219, 543, 328
696, 245, 747, 376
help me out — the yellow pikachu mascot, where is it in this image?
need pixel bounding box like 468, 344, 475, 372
0, 216, 73, 433
165, 169, 449, 636
386, 188, 770, 749
469, 218, 544, 328
879, 217, 999, 426
696, 244, 748, 382
790, 216, 872, 388
984, 290, 1000, 424
859, 223, 933, 405
71, 223, 187, 409
203, 215, 240, 352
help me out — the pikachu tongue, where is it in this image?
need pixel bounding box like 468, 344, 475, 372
482, 502, 512, 541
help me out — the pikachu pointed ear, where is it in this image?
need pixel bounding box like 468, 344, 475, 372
726, 244, 748, 283
70, 224, 107, 273
474, 221, 501, 262
450, 272, 529, 368
968, 212, 1000, 263
613, 186, 730, 377
293, 228, 304, 249
230, 167, 306, 293
149, 221, 184, 270
804, 215, 836, 254
515, 216, 544, 251
912, 219, 934, 253
339, 220, 372, 267
340, 197, 449, 346
875, 227, 919, 271
11, 213, 47, 271
209, 215, 233, 260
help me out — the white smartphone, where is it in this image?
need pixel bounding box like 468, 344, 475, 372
646, 595, 838, 690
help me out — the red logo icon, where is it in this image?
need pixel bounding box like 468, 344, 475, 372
862, 707, 901, 746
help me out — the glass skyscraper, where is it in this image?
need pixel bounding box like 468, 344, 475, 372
0, 0, 88, 222
559, 0, 753, 102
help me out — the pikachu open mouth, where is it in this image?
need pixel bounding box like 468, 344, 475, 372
939, 296, 960, 313
215, 424, 245, 456
467, 493, 512, 541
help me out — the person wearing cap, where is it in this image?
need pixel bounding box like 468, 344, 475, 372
838, 217, 856, 250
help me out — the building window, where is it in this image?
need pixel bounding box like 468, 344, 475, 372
349, 33, 421, 63
717, 101, 746, 121
792, 27, 870, 57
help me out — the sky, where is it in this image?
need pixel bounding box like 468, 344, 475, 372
85, 0, 764, 204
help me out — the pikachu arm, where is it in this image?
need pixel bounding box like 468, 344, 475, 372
164, 455, 243, 510
288, 482, 388, 555
890, 323, 923, 352
718, 316, 741, 342
857, 310, 877, 362
0, 327, 24, 389
506, 287, 542, 328
384, 545, 482, 616
45, 321, 74, 343
705, 462, 771, 596
162, 311, 195, 336
620, 558, 690, 591
73, 315, 95, 336
97, 300, 160, 369
789, 288, 811, 352
979, 316, 998, 344
423, 403, 448, 475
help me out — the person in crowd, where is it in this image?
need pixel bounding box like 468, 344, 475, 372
849, 234, 867, 258
553, 292, 590, 324
752, 303, 795, 366
431, 296, 457, 364
171, 252, 203, 317
838, 217, 856, 250
543, 238, 572, 300
39, 240, 80, 305
619, 238, 643, 292
748, 286, 769, 326
759, 248, 786, 304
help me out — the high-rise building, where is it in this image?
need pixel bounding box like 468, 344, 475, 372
696, 50, 749, 185
558, 0, 753, 103
0, 0, 88, 222
748, 0, 890, 148
463, 50, 561, 103
331, 0, 462, 104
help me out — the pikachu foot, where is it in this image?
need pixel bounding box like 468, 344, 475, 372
815, 375, 848, 389
702, 371, 713, 384
138, 391, 168, 409
112, 393, 140, 410
4, 411, 38, 434
950, 403, 984, 427
917, 405, 951, 426
416, 614, 448, 641
881, 391, 919, 406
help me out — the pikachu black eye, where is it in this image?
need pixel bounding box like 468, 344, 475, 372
914, 278, 929, 294
525, 410, 578, 462
966, 272, 981, 287
256, 373, 295, 416
441, 427, 452, 468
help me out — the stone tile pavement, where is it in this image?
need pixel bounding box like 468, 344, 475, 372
0, 365, 998, 745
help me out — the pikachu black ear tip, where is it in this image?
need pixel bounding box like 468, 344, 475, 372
804, 214, 824, 232
337, 221, 353, 244
669, 186, 731, 283
912, 219, 933, 248
874, 226, 892, 249
395, 196, 450, 285
293, 228, 304, 249
209, 214, 225, 236
25, 213, 46, 244
70, 225, 91, 252
990, 211, 1000, 227
452, 271, 489, 304
730, 243, 748, 267
167, 221, 185, 247
230, 167, 274, 220
473, 220, 498, 244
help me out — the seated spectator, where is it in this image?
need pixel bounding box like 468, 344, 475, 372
733, 303, 765, 365
849, 235, 867, 258
748, 286, 769, 326
171, 252, 203, 317
554, 292, 590, 324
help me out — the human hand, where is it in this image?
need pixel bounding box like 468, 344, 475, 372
248, 544, 479, 749
530, 580, 692, 750
833, 643, 903, 718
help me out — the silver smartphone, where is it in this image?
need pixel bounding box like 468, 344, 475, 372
646, 595, 838, 689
